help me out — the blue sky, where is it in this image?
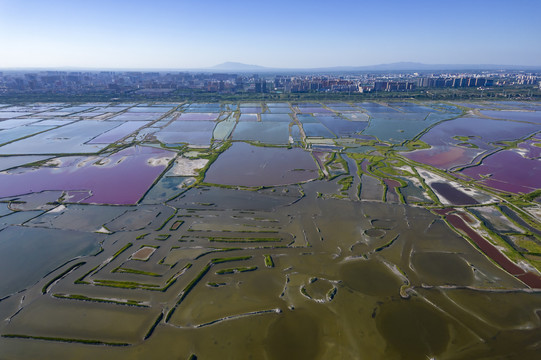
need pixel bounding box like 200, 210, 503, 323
0, 0, 540, 69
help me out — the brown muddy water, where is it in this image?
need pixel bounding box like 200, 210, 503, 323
1, 178, 540, 360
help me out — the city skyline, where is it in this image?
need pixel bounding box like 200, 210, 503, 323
1, 0, 540, 69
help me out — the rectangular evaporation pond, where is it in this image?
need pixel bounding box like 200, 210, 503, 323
461, 150, 540, 194
107, 113, 162, 121
356, 102, 400, 113
163, 120, 216, 132
87, 121, 151, 144
141, 176, 191, 204
232, 122, 290, 144
389, 103, 435, 113
342, 112, 369, 122
266, 103, 291, 108
0, 121, 119, 155
297, 114, 319, 123
240, 107, 262, 114
76, 111, 111, 118
178, 113, 219, 121
480, 110, 541, 124
0, 155, 52, 171
0, 119, 44, 130
103, 106, 132, 112
184, 107, 221, 113
296, 103, 321, 107
362, 119, 437, 144
127, 106, 173, 113
155, 131, 213, 146
146, 103, 179, 107
36, 111, 80, 117
324, 102, 352, 107
327, 107, 359, 113
302, 123, 336, 138
316, 116, 368, 137
0, 125, 56, 146
239, 114, 259, 122
267, 107, 292, 114
0, 112, 34, 119
55, 106, 96, 113
35, 119, 74, 126
260, 114, 292, 122
424, 117, 540, 144
401, 145, 483, 170
370, 113, 429, 121
0, 226, 102, 298
0, 146, 174, 204
299, 107, 334, 114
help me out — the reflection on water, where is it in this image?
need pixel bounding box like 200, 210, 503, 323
0, 101, 540, 359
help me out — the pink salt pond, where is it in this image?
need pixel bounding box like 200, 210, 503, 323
461, 149, 541, 194
0, 146, 174, 205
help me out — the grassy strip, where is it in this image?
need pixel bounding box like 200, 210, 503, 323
53, 293, 148, 307
211, 256, 252, 264
192, 141, 232, 185
144, 312, 164, 340
166, 255, 254, 322
216, 266, 257, 275
112, 268, 162, 277
165, 263, 211, 322
403, 140, 431, 151
93, 279, 160, 290
374, 235, 400, 253
156, 211, 177, 231
112, 243, 133, 260
187, 229, 279, 234
42, 262, 85, 294
337, 176, 354, 192
410, 166, 441, 205
1, 334, 129, 346
74, 265, 99, 285
264, 254, 275, 268
208, 237, 282, 243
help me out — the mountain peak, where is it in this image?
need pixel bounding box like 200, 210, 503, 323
210, 62, 268, 71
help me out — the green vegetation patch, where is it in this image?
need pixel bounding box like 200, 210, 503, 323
337, 175, 354, 192
208, 236, 282, 243
112, 243, 133, 260
211, 256, 252, 264
53, 293, 148, 307
264, 254, 275, 268
112, 267, 162, 277
216, 266, 258, 275
1, 334, 129, 347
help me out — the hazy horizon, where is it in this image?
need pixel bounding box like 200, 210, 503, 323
1, 0, 540, 69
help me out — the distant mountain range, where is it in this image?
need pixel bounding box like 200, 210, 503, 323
205, 61, 541, 73
2, 61, 540, 73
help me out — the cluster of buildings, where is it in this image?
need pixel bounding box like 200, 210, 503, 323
0, 69, 539, 96
366, 76, 494, 93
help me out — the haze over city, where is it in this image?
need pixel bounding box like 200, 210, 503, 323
1, 0, 540, 70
